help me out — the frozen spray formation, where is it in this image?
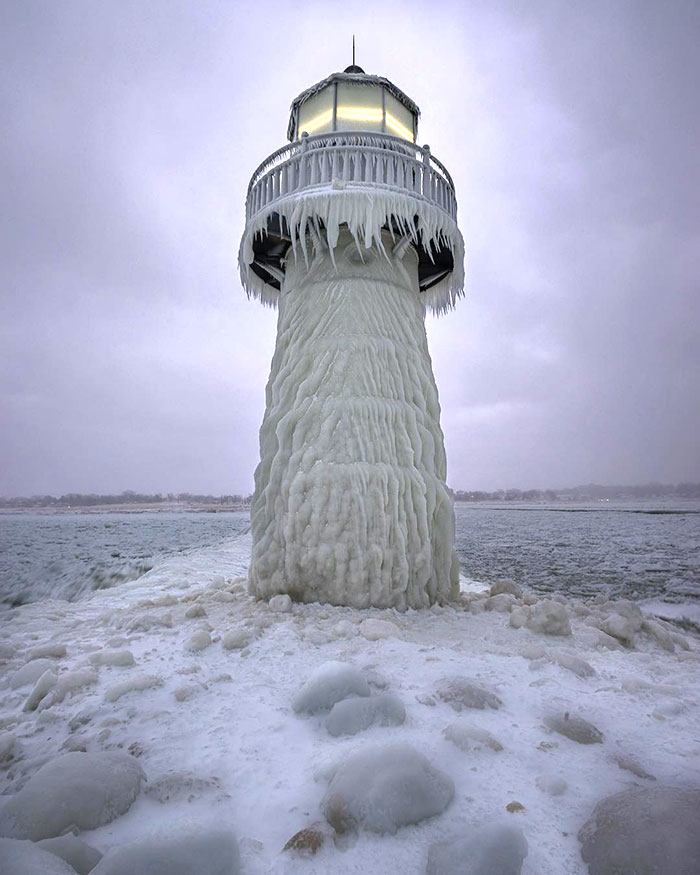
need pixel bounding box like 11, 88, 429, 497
239, 66, 464, 608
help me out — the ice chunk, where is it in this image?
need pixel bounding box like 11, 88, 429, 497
359, 619, 400, 640
544, 712, 603, 744
23, 669, 57, 712
222, 629, 250, 650
37, 835, 103, 875
436, 677, 502, 711
186, 630, 211, 652
104, 674, 162, 703
325, 694, 406, 736
486, 593, 517, 612
0, 732, 17, 762
612, 752, 656, 780
426, 822, 528, 875
43, 668, 98, 706
88, 649, 135, 667
10, 659, 55, 689
579, 787, 700, 875
269, 594, 292, 613
292, 661, 370, 714
0, 838, 77, 874
321, 743, 454, 834
443, 720, 503, 752
0, 751, 144, 840
599, 613, 637, 647
90, 829, 240, 874
527, 600, 572, 636
185, 603, 207, 619
128, 613, 172, 633
28, 644, 67, 660
489, 580, 522, 598
550, 650, 596, 678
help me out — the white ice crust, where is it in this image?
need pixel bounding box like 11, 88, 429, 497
239, 187, 465, 315
247, 227, 459, 608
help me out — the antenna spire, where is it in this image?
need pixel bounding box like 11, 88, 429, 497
352, 35, 355, 67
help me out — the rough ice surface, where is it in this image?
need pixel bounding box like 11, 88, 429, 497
292, 661, 371, 714
425, 822, 528, 875
248, 227, 458, 609
325, 693, 406, 736
90, 829, 240, 875
578, 786, 700, 875
0, 751, 144, 840
321, 743, 454, 834
36, 835, 103, 875
0, 838, 78, 875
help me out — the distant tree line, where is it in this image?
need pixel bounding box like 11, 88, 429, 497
0, 491, 252, 509
452, 482, 700, 502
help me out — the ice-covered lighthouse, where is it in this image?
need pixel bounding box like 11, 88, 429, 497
239, 61, 464, 609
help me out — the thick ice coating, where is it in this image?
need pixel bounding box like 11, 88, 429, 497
248, 227, 459, 608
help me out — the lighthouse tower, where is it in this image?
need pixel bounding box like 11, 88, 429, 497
239, 63, 464, 609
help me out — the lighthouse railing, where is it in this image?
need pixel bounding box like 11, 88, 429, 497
245, 132, 457, 223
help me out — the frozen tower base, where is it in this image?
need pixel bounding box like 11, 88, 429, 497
239, 66, 465, 609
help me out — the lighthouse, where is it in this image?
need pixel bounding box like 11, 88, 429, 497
239, 63, 464, 609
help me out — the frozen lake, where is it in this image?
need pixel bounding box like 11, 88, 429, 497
1, 502, 698, 613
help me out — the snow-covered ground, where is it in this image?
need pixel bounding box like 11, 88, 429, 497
1, 530, 699, 873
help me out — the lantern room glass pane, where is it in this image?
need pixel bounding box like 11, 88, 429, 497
336, 82, 384, 133
385, 92, 415, 141
297, 87, 335, 137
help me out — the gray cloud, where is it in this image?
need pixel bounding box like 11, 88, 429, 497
1, 0, 698, 494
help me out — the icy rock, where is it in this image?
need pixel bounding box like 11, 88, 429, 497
520, 643, 546, 660
486, 593, 517, 613
536, 773, 568, 795
184, 603, 207, 619
325, 694, 406, 737
210, 590, 236, 602
28, 644, 67, 661
23, 669, 57, 712
359, 618, 400, 640
425, 821, 528, 875
44, 668, 98, 706
0, 751, 144, 840
88, 649, 135, 668
0, 838, 78, 874
0, 732, 16, 762
128, 613, 172, 633
578, 786, 700, 875
292, 662, 370, 714
489, 579, 523, 598
436, 677, 502, 711
282, 822, 331, 857
321, 744, 454, 834
269, 594, 292, 613
37, 835, 103, 875
612, 752, 656, 780
144, 770, 220, 803
186, 630, 211, 652
104, 674, 162, 703
90, 829, 240, 875
550, 650, 596, 678
544, 712, 603, 744
331, 620, 357, 638
222, 629, 250, 651
10, 659, 55, 689
526, 600, 572, 636
443, 721, 503, 752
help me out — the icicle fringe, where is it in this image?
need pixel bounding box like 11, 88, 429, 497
239, 188, 465, 316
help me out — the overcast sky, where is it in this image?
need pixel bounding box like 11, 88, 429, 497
2, 0, 699, 496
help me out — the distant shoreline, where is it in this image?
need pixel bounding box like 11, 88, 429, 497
0, 502, 251, 515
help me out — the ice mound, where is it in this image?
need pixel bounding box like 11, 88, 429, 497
0, 751, 144, 840
525, 600, 572, 636
88, 649, 135, 667
9, 658, 55, 689
104, 674, 162, 703
425, 822, 528, 875
321, 743, 454, 833
90, 829, 240, 875
325, 693, 406, 737
443, 720, 504, 752
578, 786, 700, 874
0, 837, 78, 874
37, 835, 103, 875
436, 677, 502, 711
292, 661, 370, 714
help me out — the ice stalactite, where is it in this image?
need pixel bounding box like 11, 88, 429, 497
247, 227, 459, 609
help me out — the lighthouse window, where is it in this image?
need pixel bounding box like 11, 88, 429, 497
297, 88, 335, 137
335, 82, 384, 133
384, 92, 415, 141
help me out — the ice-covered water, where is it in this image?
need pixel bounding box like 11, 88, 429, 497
1, 501, 698, 612
0, 512, 250, 608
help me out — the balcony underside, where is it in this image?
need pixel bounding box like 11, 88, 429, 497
251, 212, 454, 294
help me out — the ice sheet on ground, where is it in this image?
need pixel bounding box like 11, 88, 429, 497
0, 530, 698, 874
